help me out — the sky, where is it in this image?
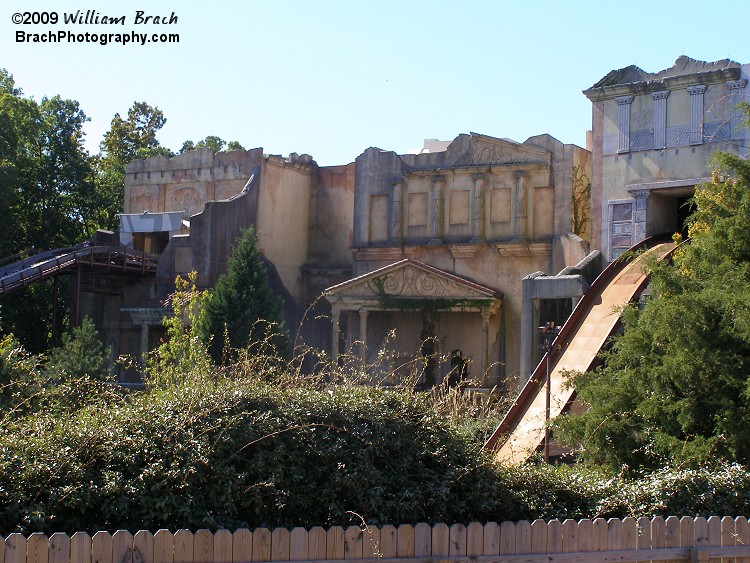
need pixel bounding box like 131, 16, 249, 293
2, 0, 748, 166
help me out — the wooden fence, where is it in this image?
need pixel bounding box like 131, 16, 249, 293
4, 517, 750, 563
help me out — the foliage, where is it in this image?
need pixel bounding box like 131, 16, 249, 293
195, 227, 289, 364
555, 124, 750, 472
571, 164, 591, 241
95, 100, 172, 231
0, 322, 118, 419
146, 273, 212, 388
46, 318, 110, 381
180, 136, 245, 154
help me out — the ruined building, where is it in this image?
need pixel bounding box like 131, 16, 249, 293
77, 55, 747, 387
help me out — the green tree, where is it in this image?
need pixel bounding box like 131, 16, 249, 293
95, 101, 172, 231
0, 69, 101, 352
46, 317, 110, 381
556, 139, 750, 472
196, 227, 288, 364
179, 136, 245, 154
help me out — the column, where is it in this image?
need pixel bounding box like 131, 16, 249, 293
331, 307, 341, 361
480, 309, 491, 386
470, 173, 485, 242
429, 175, 444, 245
139, 323, 149, 374
652, 90, 670, 149
688, 85, 706, 145
615, 95, 634, 153
390, 180, 404, 243
358, 308, 368, 365
513, 173, 528, 240
727, 80, 747, 140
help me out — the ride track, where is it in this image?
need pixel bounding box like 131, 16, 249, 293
0, 244, 158, 297
482, 234, 680, 464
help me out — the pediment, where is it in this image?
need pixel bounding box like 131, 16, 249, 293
325, 259, 502, 305
467, 132, 551, 166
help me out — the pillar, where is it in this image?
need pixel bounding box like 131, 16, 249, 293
429, 175, 444, 245
652, 90, 669, 149
390, 180, 404, 243
615, 95, 634, 153
358, 308, 368, 365
727, 80, 747, 140
480, 309, 491, 386
471, 173, 485, 242
688, 85, 706, 145
513, 173, 528, 240
331, 307, 341, 361
139, 323, 149, 374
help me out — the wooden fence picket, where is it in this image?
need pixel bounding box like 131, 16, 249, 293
576, 519, 591, 553
498, 521, 515, 555
69, 533, 90, 563
270, 527, 289, 562
27, 534, 48, 563
515, 521, 530, 555
361, 526, 378, 559
736, 517, 750, 563
561, 519, 577, 553
92, 532, 113, 563
152, 530, 173, 563
251, 529, 270, 562
607, 518, 622, 552
546, 519, 562, 554
466, 522, 483, 557
635, 516, 651, 563
448, 524, 465, 557
112, 531, 133, 563
665, 516, 680, 549
192, 531, 212, 563
706, 515, 721, 563
681, 516, 696, 549
378, 526, 396, 559
529, 519, 546, 555
231, 530, 251, 563
324, 527, 343, 560
621, 517, 637, 554
49, 533, 70, 563
305, 528, 325, 561
413, 523, 430, 557
211, 530, 231, 563
430, 523, 449, 558
482, 522, 500, 556
173, 531, 193, 563
134, 530, 154, 563
290, 527, 308, 562
396, 525, 414, 559
591, 518, 607, 552
6, 533, 26, 563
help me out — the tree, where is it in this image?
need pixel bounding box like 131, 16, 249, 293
195, 227, 288, 364
95, 101, 172, 231
46, 317, 110, 381
556, 121, 750, 472
0, 70, 101, 351
179, 136, 245, 154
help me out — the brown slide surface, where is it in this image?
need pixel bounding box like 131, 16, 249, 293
483, 235, 678, 465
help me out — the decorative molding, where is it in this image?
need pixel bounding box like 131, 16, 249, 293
615, 95, 634, 153
449, 244, 482, 259
495, 242, 552, 258
652, 90, 669, 148
687, 85, 706, 145
353, 247, 405, 261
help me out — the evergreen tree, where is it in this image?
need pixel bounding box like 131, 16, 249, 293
196, 227, 288, 364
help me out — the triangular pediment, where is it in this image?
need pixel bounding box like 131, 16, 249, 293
467, 132, 551, 166
325, 260, 502, 305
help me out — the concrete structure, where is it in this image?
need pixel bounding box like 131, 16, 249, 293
585, 56, 749, 261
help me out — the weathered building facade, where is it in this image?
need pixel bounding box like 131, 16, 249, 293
585, 56, 749, 261
93, 131, 590, 384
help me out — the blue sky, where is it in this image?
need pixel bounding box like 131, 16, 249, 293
2, 0, 747, 165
